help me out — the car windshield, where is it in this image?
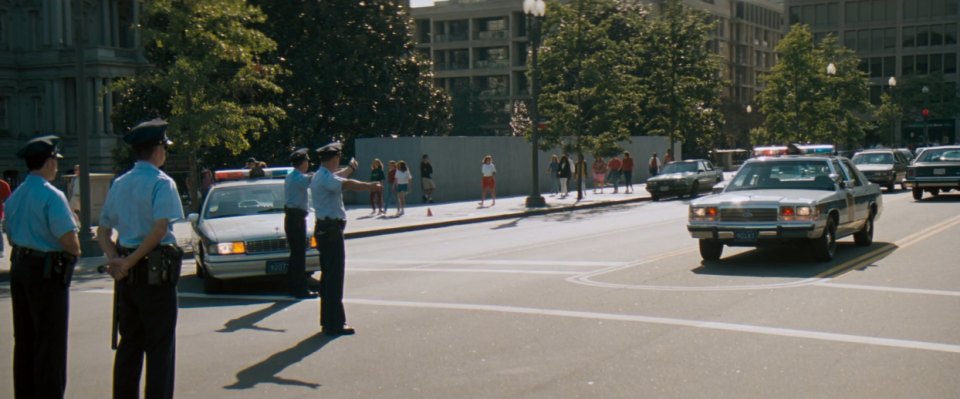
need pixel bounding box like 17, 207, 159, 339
726, 160, 835, 191
203, 184, 286, 219
661, 162, 698, 173
852, 153, 894, 165
917, 149, 960, 162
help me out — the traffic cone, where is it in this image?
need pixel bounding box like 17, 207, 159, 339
427, 208, 433, 217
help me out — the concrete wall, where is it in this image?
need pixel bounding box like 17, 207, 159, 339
353, 136, 676, 204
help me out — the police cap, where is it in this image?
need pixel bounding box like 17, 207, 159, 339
246, 157, 258, 163
289, 147, 310, 164
315, 142, 343, 156
16, 135, 64, 159
124, 118, 172, 147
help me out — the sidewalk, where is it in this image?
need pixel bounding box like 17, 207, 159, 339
1, 185, 654, 273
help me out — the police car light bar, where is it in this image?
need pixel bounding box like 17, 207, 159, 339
214, 167, 293, 182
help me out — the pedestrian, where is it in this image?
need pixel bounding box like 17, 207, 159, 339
394, 160, 412, 216
250, 161, 266, 178
592, 155, 607, 194
199, 167, 213, 204
67, 164, 82, 218
548, 155, 560, 195
284, 148, 314, 299
557, 154, 571, 198
370, 159, 386, 214
310, 142, 381, 335
664, 148, 674, 164
607, 155, 622, 194
621, 151, 635, 194
244, 157, 257, 169
383, 160, 397, 214
5, 135, 80, 399
649, 152, 661, 177
420, 154, 435, 203
480, 155, 497, 207
97, 119, 184, 399
0, 175, 11, 256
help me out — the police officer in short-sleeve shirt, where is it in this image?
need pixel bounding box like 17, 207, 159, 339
97, 119, 184, 399
284, 148, 314, 298
310, 142, 380, 335
5, 135, 80, 399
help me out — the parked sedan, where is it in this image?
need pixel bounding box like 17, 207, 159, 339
188, 176, 320, 293
687, 155, 882, 262
903, 145, 960, 201
645, 159, 723, 201
851, 149, 909, 191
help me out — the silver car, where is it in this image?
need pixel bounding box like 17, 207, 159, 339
687, 155, 882, 262
188, 178, 320, 293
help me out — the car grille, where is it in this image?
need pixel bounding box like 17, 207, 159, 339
720, 208, 778, 222
246, 239, 289, 254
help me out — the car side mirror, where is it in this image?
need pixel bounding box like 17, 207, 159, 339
188, 213, 199, 224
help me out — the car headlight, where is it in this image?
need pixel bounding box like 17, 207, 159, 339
781, 206, 817, 222
690, 206, 718, 221
213, 242, 246, 255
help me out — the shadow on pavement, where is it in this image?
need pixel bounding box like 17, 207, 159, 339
223, 332, 333, 390
215, 301, 296, 333
692, 242, 897, 278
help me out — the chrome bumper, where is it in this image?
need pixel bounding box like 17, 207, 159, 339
203, 249, 321, 280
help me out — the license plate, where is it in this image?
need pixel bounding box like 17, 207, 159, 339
734, 231, 757, 242
266, 260, 288, 275
660, 186, 670, 192
933, 168, 946, 175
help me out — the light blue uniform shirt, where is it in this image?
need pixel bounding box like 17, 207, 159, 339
99, 161, 184, 248
310, 166, 346, 220
284, 169, 311, 211
3, 174, 78, 252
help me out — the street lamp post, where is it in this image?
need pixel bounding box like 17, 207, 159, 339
744, 105, 752, 147
524, 0, 546, 208
826, 63, 840, 145
888, 76, 897, 147
921, 85, 930, 146
75, 0, 101, 257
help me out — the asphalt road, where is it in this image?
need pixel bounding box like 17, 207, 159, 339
2, 188, 959, 398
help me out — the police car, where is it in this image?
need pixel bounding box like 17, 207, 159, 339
187, 167, 320, 292
688, 144, 882, 262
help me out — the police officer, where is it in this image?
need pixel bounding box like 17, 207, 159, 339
310, 142, 381, 335
97, 119, 184, 399
5, 135, 80, 399
284, 147, 314, 298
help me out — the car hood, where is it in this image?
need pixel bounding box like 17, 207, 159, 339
198, 213, 312, 242
855, 164, 894, 172
692, 189, 834, 206
649, 172, 694, 182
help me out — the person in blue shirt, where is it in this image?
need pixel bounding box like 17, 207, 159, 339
97, 119, 184, 399
310, 142, 381, 335
5, 135, 80, 399
284, 147, 315, 298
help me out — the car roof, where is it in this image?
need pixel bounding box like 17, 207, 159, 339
210, 179, 285, 189
748, 155, 835, 162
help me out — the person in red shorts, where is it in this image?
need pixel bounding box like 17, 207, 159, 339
480, 155, 497, 207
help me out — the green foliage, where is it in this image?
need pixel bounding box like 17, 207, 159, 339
251, 0, 451, 149
754, 25, 872, 149
111, 0, 286, 207
536, 0, 724, 158
874, 92, 901, 146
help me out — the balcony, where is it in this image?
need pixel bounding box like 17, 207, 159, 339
476, 30, 509, 40
474, 59, 510, 70
434, 33, 469, 43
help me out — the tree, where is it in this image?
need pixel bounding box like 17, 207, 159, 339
111, 0, 285, 210
754, 25, 871, 148
631, 0, 726, 157
251, 0, 451, 151
891, 73, 960, 146
874, 92, 901, 147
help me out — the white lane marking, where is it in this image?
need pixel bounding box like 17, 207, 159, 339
344, 298, 960, 354
350, 268, 581, 275
351, 259, 620, 267
818, 282, 960, 297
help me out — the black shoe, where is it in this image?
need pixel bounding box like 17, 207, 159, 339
323, 325, 356, 336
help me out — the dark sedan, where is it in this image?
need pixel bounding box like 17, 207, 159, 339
903, 146, 960, 200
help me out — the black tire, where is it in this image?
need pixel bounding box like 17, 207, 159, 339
689, 182, 699, 199
812, 218, 837, 262
853, 211, 874, 246
195, 247, 205, 278
913, 188, 923, 201
886, 182, 895, 191
699, 240, 723, 261
931, 188, 940, 197
651, 195, 659, 202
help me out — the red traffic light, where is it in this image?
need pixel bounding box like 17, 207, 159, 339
922, 108, 930, 117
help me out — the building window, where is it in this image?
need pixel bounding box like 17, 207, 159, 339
902, 55, 915, 75
903, 26, 916, 48
884, 56, 896, 77
916, 54, 929, 75
845, 2, 857, 24
884, 28, 896, 50
947, 24, 957, 44
931, 54, 943, 73
944, 53, 957, 74
917, 27, 929, 46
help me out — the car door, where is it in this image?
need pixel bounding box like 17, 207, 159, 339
840, 159, 872, 230
893, 152, 908, 184
833, 160, 857, 233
